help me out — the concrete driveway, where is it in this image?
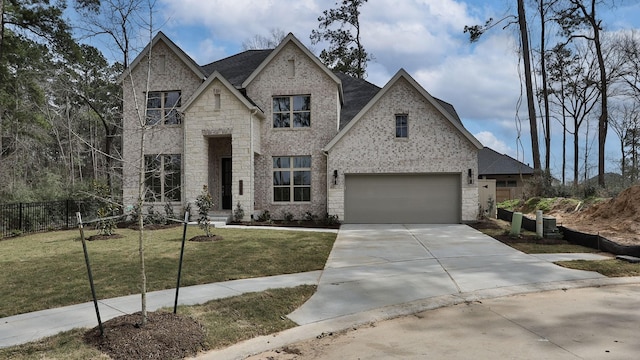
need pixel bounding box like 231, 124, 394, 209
288, 224, 607, 324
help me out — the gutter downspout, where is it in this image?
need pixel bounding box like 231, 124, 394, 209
250, 108, 258, 220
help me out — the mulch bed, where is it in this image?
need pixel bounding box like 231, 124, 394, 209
87, 234, 125, 241
469, 219, 570, 245
189, 235, 223, 242
229, 220, 340, 229
84, 311, 206, 360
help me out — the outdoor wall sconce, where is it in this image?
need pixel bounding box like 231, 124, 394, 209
468, 168, 473, 184
333, 170, 338, 185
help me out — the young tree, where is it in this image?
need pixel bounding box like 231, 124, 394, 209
310, 0, 371, 79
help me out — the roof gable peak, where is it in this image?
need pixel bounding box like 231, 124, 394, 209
241, 33, 343, 91
118, 31, 205, 83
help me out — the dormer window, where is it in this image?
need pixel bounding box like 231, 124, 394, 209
273, 95, 311, 128
146, 91, 182, 125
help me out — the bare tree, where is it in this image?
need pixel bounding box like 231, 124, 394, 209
242, 28, 286, 50
557, 42, 600, 186
464, 1, 542, 173
610, 101, 640, 184
556, 0, 610, 187
75, 0, 146, 192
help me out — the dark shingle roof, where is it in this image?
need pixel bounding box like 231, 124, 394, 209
198, 49, 462, 131
335, 72, 381, 129
478, 147, 534, 176
201, 50, 273, 87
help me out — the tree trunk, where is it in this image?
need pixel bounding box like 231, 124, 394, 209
540, 0, 551, 175
573, 130, 579, 187
592, 20, 607, 187
0, 0, 5, 60
518, 0, 542, 172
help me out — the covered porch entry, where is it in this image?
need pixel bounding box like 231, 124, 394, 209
207, 136, 232, 211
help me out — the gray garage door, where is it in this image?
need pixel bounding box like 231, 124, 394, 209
344, 174, 461, 224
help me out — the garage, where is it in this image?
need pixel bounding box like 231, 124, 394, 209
344, 174, 461, 224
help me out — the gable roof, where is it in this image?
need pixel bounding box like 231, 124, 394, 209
117, 31, 205, 84
478, 147, 534, 176
324, 69, 483, 151
180, 71, 265, 119
241, 33, 343, 97
201, 50, 273, 88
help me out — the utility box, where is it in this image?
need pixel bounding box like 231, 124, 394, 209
543, 216, 561, 238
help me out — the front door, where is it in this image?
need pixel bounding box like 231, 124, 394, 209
221, 158, 232, 210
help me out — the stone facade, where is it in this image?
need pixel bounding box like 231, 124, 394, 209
182, 77, 258, 219
120, 32, 481, 223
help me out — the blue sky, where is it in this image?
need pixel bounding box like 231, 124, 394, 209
93, 0, 640, 181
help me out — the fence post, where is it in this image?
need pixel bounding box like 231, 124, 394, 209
19, 203, 23, 233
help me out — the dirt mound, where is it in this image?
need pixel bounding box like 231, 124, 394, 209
561, 185, 640, 245
581, 185, 640, 221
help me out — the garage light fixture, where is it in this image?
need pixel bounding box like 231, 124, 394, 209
468, 169, 473, 184
333, 170, 338, 185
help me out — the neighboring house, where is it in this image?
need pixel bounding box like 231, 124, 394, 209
120, 32, 483, 224
478, 147, 534, 202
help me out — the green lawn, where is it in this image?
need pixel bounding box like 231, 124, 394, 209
0, 226, 336, 317
556, 259, 640, 277
0, 285, 316, 360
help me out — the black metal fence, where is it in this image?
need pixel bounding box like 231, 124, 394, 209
1, 200, 100, 238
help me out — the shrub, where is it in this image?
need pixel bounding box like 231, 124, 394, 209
146, 205, 167, 225
93, 181, 117, 236
195, 185, 214, 237
283, 211, 294, 223
322, 213, 339, 226
257, 210, 271, 222
303, 211, 317, 223
164, 202, 176, 220
233, 202, 245, 222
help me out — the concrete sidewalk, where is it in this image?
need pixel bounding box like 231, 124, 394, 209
0, 271, 322, 348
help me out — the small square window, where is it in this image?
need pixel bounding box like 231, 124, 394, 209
396, 114, 408, 138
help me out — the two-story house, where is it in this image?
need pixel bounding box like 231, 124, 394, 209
120, 32, 482, 224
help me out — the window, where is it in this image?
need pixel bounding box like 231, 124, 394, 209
273, 156, 311, 202
496, 180, 517, 188
146, 91, 182, 125
144, 154, 181, 202
273, 95, 311, 128
396, 114, 408, 138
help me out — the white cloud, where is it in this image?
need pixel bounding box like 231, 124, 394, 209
474, 131, 519, 158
